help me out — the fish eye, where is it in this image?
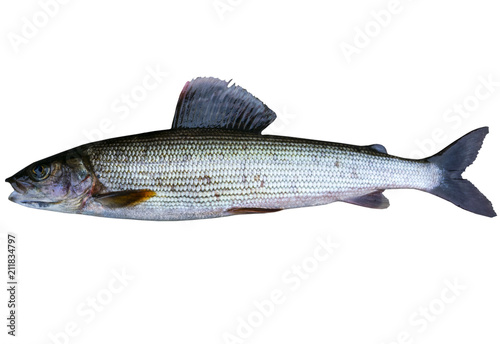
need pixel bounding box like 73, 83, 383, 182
29, 164, 51, 181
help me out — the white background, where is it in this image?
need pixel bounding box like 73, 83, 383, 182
1, 0, 499, 343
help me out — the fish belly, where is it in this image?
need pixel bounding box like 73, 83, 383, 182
85, 130, 441, 220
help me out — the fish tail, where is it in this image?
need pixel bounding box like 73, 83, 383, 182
426, 127, 496, 217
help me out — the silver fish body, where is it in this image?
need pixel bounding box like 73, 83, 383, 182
5, 77, 496, 219
80, 129, 441, 220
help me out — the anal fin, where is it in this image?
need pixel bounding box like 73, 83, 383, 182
344, 190, 390, 209
94, 189, 156, 208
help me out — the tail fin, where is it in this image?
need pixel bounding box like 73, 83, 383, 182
427, 127, 496, 217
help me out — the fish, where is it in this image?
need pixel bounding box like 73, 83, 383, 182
5, 77, 496, 220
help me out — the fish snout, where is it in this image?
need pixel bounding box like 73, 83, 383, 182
5, 176, 29, 194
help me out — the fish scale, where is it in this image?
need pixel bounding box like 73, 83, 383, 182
85, 129, 441, 220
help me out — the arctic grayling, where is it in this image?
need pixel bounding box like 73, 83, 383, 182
5, 78, 496, 220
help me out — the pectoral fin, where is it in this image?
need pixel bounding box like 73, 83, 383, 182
94, 189, 156, 208
344, 190, 390, 209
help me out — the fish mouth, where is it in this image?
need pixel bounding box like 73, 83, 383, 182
7, 191, 58, 208
6, 177, 43, 206
20, 200, 54, 208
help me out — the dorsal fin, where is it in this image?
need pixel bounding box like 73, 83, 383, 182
171, 77, 276, 133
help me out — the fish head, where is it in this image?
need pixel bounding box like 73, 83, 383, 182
6, 150, 93, 213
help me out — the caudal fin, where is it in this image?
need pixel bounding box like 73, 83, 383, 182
427, 127, 496, 217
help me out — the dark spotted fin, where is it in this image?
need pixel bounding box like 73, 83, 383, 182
172, 77, 276, 133
426, 127, 496, 217
94, 190, 156, 208
344, 190, 389, 209
226, 207, 282, 215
